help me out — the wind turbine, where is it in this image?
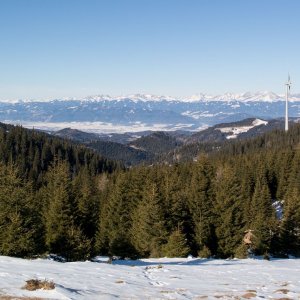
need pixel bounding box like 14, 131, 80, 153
285, 74, 292, 131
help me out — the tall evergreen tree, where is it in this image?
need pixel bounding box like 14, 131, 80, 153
43, 160, 90, 261
0, 163, 39, 256
163, 229, 190, 258
248, 175, 276, 254
73, 168, 100, 239
280, 187, 300, 256
188, 156, 215, 255
214, 165, 245, 257
96, 170, 142, 256
130, 181, 168, 257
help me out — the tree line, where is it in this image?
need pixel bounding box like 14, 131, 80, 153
0, 123, 299, 260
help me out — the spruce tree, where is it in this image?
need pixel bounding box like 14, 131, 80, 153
163, 229, 190, 258
248, 176, 276, 255
73, 168, 100, 240
43, 160, 90, 260
280, 187, 300, 256
130, 181, 168, 257
96, 171, 140, 257
0, 163, 39, 257
188, 156, 215, 255
214, 165, 245, 258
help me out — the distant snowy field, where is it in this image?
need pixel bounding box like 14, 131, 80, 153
4, 120, 196, 134
1, 256, 300, 299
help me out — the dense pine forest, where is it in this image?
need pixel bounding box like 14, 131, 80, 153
0, 122, 300, 261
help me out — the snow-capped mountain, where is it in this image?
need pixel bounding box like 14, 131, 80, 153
5, 91, 299, 104
0, 91, 300, 133
184, 91, 299, 102
65, 91, 300, 103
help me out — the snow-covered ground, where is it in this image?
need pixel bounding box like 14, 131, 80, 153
1, 256, 300, 299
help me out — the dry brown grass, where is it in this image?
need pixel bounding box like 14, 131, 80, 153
241, 292, 256, 299
214, 295, 240, 299
22, 279, 55, 291
160, 290, 173, 294
145, 264, 163, 270
280, 282, 290, 287
275, 288, 290, 294
114, 280, 125, 284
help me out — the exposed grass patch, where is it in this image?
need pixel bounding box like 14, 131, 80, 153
280, 282, 289, 287
242, 292, 256, 299
22, 279, 55, 291
214, 295, 238, 299
145, 264, 163, 270
275, 289, 289, 294
160, 290, 173, 294
115, 280, 125, 284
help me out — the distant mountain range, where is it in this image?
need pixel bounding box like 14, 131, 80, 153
3, 91, 300, 103
81, 91, 300, 102
1, 92, 299, 133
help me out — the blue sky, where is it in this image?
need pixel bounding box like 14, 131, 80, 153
0, 0, 299, 99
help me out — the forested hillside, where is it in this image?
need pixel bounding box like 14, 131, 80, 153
0, 123, 119, 183
0, 123, 120, 260
172, 122, 300, 162
52, 118, 295, 166
0, 122, 300, 261
87, 140, 155, 166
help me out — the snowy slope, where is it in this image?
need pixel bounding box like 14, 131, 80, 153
216, 118, 268, 139
1, 256, 300, 299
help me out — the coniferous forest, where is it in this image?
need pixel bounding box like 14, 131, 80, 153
0, 122, 300, 261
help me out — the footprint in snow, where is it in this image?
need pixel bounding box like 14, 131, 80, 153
150, 281, 165, 287
144, 266, 167, 287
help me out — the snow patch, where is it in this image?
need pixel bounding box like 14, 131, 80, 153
272, 200, 283, 220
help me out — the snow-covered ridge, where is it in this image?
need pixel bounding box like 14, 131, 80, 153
216, 118, 268, 139
2, 91, 300, 103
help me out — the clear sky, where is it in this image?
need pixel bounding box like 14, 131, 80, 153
0, 0, 299, 99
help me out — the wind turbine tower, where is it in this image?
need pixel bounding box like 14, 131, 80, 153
285, 75, 292, 131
